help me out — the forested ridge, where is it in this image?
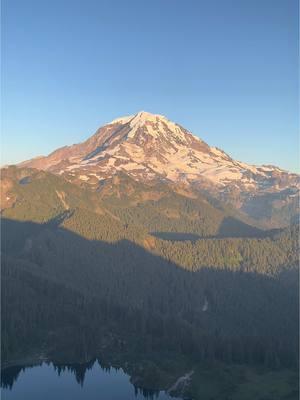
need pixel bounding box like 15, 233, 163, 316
1, 167, 299, 399
2, 216, 298, 366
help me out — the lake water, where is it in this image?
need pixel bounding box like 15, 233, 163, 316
1, 361, 176, 400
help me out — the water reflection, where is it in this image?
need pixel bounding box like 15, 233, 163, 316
1, 360, 175, 400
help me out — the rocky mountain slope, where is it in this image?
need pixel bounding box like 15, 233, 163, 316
16, 111, 300, 226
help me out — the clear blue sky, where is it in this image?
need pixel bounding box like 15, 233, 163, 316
1, 0, 299, 172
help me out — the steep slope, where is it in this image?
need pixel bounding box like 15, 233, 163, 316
97, 174, 265, 238
19, 111, 299, 226
1, 166, 266, 240
2, 166, 298, 276
20, 111, 298, 190
1, 166, 104, 223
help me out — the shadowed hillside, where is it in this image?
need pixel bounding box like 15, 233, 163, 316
2, 218, 298, 372
1, 168, 299, 399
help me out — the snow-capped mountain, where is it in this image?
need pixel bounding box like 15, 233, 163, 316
20, 111, 299, 225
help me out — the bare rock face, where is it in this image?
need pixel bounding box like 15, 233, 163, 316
18, 111, 299, 226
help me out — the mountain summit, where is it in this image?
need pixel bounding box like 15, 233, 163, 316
19, 111, 299, 224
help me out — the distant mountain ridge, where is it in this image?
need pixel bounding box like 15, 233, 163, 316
15, 111, 300, 226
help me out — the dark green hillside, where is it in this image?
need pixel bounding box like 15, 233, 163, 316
1, 167, 299, 399
154, 224, 299, 276
60, 207, 147, 243
2, 218, 299, 399
2, 218, 298, 365
1, 167, 298, 288
100, 176, 264, 239
1, 166, 105, 223
2, 167, 266, 240
2, 167, 298, 284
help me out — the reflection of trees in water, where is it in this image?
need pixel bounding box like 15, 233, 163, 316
1, 361, 98, 390
54, 359, 96, 386
134, 386, 161, 399
1, 360, 161, 399
1, 366, 25, 389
